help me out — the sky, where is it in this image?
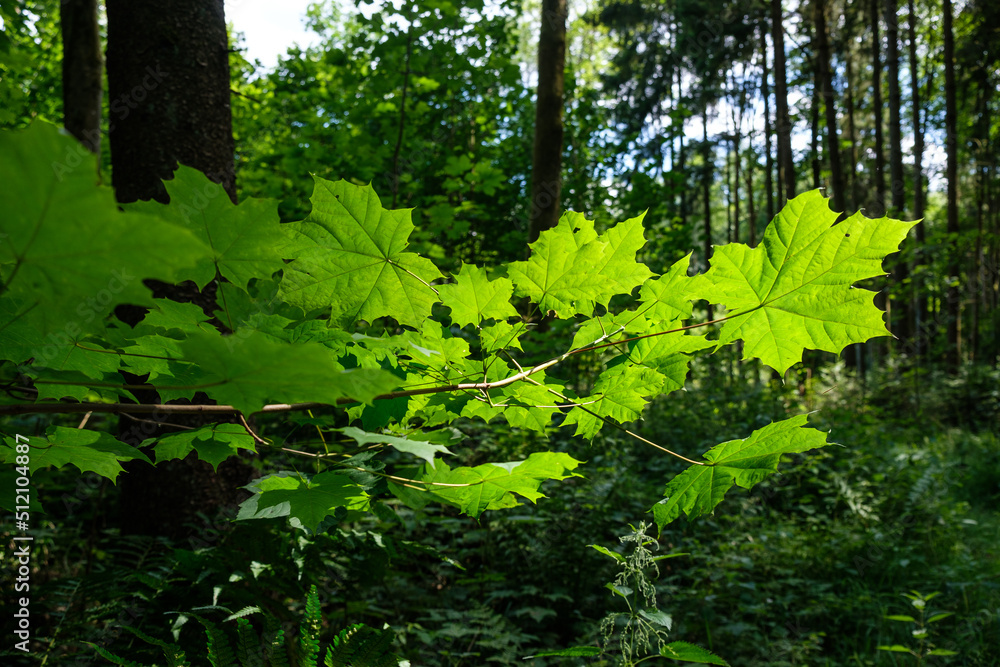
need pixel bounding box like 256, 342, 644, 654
225, 0, 320, 68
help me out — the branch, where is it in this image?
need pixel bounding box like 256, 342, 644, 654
0, 312, 738, 418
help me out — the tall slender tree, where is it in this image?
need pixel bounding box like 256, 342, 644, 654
528, 0, 568, 243
771, 0, 796, 202
907, 0, 927, 356
870, 0, 886, 215
943, 0, 960, 369
814, 0, 845, 212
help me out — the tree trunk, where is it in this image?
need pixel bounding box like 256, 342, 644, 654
106, 0, 235, 204
869, 0, 886, 216
105, 0, 250, 539
702, 108, 713, 323
884, 0, 903, 214
943, 0, 960, 370
771, 0, 796, 203
883, 0, 909, 340
60, 0, 102, 154
845, 53, 861, 210
761, 24, 775, 223
813, 0, 845, 213
907, 0, 927, 358
528, 0, 568, 243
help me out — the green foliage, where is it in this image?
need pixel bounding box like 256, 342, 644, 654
878, 591, 959, 663
86, 586, 400, 667
0, 121, 915, 540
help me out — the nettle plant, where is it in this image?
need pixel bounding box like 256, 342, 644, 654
1, 122, 913, 540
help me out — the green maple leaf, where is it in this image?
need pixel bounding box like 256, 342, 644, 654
0, 123, 211, 338
338, 426, 453, 465
181, 330, 398, 415
279, 177, 443, 327
563, 363, 668, 439
438, 263, 519, 327
409, 452, 583, 518
126, 166, 288, 289
652, 415, 831, 528
1, 428, 151, 482
693, 190, 917, 373
507, 211, 653, 317
142, 423, 257, 472
638, 253, 699, 325
239, 471, 370, 530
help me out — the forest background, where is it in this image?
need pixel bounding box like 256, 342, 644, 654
0, 0, 998, 664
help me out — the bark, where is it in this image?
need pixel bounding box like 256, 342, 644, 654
771, 0, 796, 203
884, 0, 904, 213
391, 27, 414, 209
907, 0, 927, 357
528, 0, 568, 243
702, 109, 714, 323
60, 0, 102, 153
761, 24, 775, 223
883, 0, 910, 341
106, 0, 236, 204
870, 0, 886, 215
105, 0, 251, 539
811, 60, 821, 190
845, 54, 861, 210
814, 0, 845, 213
943, 0, 960, 370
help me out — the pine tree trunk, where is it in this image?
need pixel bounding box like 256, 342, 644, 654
907, 0, 927, 358
870, 0, 886, 216
528, 0, 568, 243
814, 0, 845, 213
702, 108, 714, 323
771, 0, 795, 203
943, 0, 960, 370
761, 24, 775, 223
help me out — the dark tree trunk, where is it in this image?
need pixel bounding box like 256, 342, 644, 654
702, 108, 714, 323
761, 24, 775, 223
907, 0, 927, 357
884, 0, 904, 214
845, 53, 861, 210
105, 0, 251, 539
884, 0, 909, 340
528, 0, 568, 243
811, 59, 821, 190
943, 0, 960, 370
814, 0, 845, 213
771, 0, 795, 203
60, 0, 102, 154
106, 0, 236, 204
870, 0, 886, 216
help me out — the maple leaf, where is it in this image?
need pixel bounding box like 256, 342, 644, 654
126, 166, 288, 289
143, 423, 257, 472
1, 428, 151, 482
239, 471, 370, 530
0, 122, 211, 338
693, 191, 917, 373
652, 415, 831, 528
438, 263, 519, 328
181, 330, 398, 415
507, 211, 653, 317
279, 177, 443, 327
405, 452, 583, 518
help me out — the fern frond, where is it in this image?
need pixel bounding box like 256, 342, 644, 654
234, 618, 264, 667
299, 586, 322, 667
